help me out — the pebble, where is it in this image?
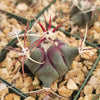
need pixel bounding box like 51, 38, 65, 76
84, 85, 93, 95
0, 82, 7, 91
96, 85, 100, 94
58, 86, 73, 97
3, 27, 11, 35
83, 60, 93, 66
78, 97, 84, 100
0, 88, 9, 98
51, 81, 58, 92
32, 76, 40, 86
88, 76, 100, 89
13, 72, 24, 89
4, 93, 20, 100
24, 97, 35, 100
72, 61, 83, 69
0, 68, 9, 79
67, 79, 78, 90
65, 69, 84, 84
82, 66, 88, 74
93, 68, 100, 77
59, 80, 67, 87
24, 77, 32, 88
84, 94, 94, 100
21, 86, 29, 92
16, 3, 28, 11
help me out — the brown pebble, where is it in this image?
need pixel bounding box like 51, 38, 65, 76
67, 79, 78, 90
24, 77, 32, 88
0, 68, 9, 79
58, 86, 73, 97
16, 3, 28, 11
4, 93, 20, 100
84, 85, 93, 95
24, 96, 35, 100
88, 76, 100, 89
96, 85, 100, 94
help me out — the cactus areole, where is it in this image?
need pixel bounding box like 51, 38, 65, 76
24, 17, 79, 88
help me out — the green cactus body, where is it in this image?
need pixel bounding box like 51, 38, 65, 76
25, 36, 79, 88
70, 0, 98, 26
24, 17, 80, 88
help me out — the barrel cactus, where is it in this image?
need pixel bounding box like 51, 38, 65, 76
70, 0, 98, 26
24, 17, 79, 88
25, 34, 79, 88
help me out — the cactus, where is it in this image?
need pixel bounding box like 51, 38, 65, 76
24, 17, 79, 88
69, 0, 98, 26
25, 36, 79, 88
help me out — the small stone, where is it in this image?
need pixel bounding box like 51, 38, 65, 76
16, 3, 28, 11
93, 68, 100, 77
1, 56, 13, 70
84, 94, 94, 100
3, 27, 11, 35
0, 32, 5, 39
38, 92, 49, 100
96, 85, 100, 94
24, 77, 32, 88
43, 95, 51, 100
72, 61, 83, 69
32, 76, 40, 86
51, 81, 58, 92
75, 55, 81, 62
88, 76, 100, 89
21, 86, 29, 92
6, 78, 12, 84
59, 80, 67, 87
13, 72, 24, 89
65, 69, 84, 84
0, 88, 9, 98
58, 86, 73, 97
67, 79, 78, 90
24, 96, 35, 100
87, 66, 92, 70
84, 85, 93, 95
4, 93, 20, 100
0, 38, 8, 46
71, 61, 78, 69
13, 61, 21, 74
80, 90, 84, 97
0, 83, 7, 91
81, 52, 91, 60
78, 97, 84, 100
34, 86, 41, 90
0, 68, 9, 79
83, 60, 93, 66
82, 66, 88, 74
80, 46, 97, 60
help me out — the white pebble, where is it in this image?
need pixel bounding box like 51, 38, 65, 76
16, 3, 28, 11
